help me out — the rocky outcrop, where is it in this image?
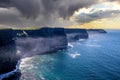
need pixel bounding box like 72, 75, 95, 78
87, 29, 107, 34
65, 29, 88, 42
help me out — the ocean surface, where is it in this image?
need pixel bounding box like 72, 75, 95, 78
18, 30, 120, 80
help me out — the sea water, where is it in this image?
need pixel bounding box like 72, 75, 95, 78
2, 30, 120, 80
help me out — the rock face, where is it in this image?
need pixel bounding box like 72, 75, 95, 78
0, 29, 15, 46
0, 28, 68, 76
65, 29, 89, 42
0, 29, 19, 74
15, 27, 68, 57
0, 27, 91, 78
87, 29, 107, 34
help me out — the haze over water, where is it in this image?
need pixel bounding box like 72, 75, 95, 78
20, 30, 120, 80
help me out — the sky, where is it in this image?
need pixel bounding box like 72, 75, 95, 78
0, 0, 120, 29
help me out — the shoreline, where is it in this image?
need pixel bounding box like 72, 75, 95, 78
0, 27, 107, 80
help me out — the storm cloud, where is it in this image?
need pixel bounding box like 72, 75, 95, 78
0, 0, 100, 19
0, 0, 120, 28
0, 0, 41, 18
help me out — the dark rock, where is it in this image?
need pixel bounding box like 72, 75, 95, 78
0, 29, 19, 75
0, 29, 15, 46
65, 28, 88, 42
2, 71, 21, 80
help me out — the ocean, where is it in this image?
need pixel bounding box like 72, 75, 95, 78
0, 30, 120, 80
18, 30, 120, 80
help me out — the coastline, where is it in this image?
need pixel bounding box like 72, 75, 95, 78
0, 27, 107, 80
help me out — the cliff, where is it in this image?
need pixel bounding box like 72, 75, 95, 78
0, 29, 19, 75
87, 29, 107, 34
0, 28, 68, 77
65, 28, 88, 42
0, 29, 15, 46
15, 27, 68, 57
0, 27, 93, 79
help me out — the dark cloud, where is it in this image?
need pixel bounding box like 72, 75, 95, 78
0, 0, 41, 19
0, 0, 102, 27
58, 0, 99, 19
12, 0, 41, 19
0, 0, 11, 7
0, 8, 35, 28
74, 9, 120, 23
0, 0, 100, 19
39, 0, 99, 19
0, 0, 119, 28
0, 8, 20, 24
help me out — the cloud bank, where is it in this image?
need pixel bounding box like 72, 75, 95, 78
72, 2, 120, 24
0, 0, 120, 28
0, 0, 100, 19
74, 9, 120, 23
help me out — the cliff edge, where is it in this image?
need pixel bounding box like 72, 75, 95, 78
65, 28, 88, 42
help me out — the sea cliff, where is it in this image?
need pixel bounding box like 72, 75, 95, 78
65, 29, 88, 42
0, 29, 19, 75
15, 27, 68, 57
0, 28, 106, 79
0, 28, 68, 77
87, 29, 107, 34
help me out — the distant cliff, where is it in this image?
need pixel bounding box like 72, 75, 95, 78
65, 29, 88, 42
87, 29, 107, 34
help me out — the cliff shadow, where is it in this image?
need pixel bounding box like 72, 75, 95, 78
0, 42, 21, 80
0, 29, 21, 80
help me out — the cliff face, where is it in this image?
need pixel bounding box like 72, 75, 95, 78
0, 29, 19, 74
0, 28, 68, 76
27, 27, 67, 37
65, 29, 88, 42
16, 28, 68, 57
0, 43, 19, 74
0, 29, 15, 46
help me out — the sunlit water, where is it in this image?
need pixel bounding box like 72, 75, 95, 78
19, 30, 120, 80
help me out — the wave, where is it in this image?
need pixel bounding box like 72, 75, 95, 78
69, 52, 81, 59
68, 43, 74, 48
0, 60, 21, 80
79, 39, 86, 41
